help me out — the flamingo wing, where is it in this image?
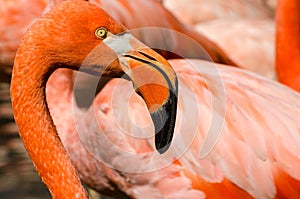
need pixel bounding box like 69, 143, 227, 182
73, 59, 300, 198
172, 59, 300, 198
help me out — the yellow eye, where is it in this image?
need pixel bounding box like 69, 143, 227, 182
95, 27, 107, 39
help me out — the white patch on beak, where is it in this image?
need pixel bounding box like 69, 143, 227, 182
103, 32, 135, 55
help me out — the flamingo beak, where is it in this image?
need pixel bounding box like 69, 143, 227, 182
104, 32, 178, 153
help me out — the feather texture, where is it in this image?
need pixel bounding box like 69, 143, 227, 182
47, 59, 300, 198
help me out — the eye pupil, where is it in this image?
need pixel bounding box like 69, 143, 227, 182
95, 27, 107, 39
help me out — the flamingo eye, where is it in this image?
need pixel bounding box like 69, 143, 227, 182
95, 27, 108, 39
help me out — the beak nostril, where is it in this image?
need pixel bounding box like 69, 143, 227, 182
137, 50, 158, 61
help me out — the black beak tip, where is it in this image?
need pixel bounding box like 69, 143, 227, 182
151, 87, 178, 154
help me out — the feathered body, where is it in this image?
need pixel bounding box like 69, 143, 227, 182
48, 60, 300, 198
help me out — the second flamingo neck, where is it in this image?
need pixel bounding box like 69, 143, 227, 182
276, 0, 300, 91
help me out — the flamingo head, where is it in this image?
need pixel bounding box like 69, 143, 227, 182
18, 0, 178, 153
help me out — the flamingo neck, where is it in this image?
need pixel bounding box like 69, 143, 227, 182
276, 0, 300, 91
11, 48, 88, 198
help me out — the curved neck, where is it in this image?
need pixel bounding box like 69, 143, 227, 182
276, 0, 300, 91
11, 46, 88, 198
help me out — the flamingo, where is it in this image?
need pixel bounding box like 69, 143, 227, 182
11, 0, 179, 198
11, 0, 300, 198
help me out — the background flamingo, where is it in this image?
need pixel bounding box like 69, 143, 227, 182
163, 0, 277, 79
0, 0, 47, 81
275, 0, 300, 91
163, 0, 276, 25
11, 0, 300, 198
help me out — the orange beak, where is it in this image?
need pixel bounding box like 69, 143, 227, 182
104, 32, 178, 153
